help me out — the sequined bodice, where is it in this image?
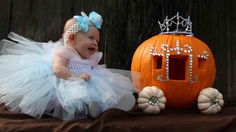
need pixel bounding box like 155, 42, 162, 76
53, 46, 102, 75
68, 59, 93, 74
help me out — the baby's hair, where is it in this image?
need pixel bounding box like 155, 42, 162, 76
63, 18, 81, 44
63, 18, 76, 33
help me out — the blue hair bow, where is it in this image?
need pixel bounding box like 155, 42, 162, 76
73, 11, 103, 32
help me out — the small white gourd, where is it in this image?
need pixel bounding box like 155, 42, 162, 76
198, 87, 224, 114
138, 86, 166, 114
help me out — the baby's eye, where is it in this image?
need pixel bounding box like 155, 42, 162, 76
89, 36, 94, 39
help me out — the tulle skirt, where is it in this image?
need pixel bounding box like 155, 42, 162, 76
0, 33, 135, 120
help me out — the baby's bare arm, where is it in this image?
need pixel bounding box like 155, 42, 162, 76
53, 54, 90, 81
53, 54, 72, 79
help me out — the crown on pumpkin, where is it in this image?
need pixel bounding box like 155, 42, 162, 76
158, 12, 193, 35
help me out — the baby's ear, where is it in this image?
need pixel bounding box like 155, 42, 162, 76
67, 34, 75, 44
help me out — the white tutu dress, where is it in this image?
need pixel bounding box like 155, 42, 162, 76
0, 32, 135, 120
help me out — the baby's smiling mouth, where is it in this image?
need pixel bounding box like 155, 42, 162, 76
88, 47, 96, 52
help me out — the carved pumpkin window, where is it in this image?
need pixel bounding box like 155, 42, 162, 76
198, 52, 208, 70
198, 58, 205, 69
169, 55, 188, 80
155, 56, 162, 69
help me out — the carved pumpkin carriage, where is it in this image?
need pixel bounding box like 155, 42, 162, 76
131, 13, 224, 114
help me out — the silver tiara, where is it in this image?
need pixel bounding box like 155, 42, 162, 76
158, 12, 193, 35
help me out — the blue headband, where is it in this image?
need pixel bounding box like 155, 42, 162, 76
73, 11, 103, 32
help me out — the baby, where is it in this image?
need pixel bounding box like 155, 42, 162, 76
53, 13, 100, 81
0, 11, 136, 120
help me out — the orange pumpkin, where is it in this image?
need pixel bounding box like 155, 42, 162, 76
131, 34, 216, 109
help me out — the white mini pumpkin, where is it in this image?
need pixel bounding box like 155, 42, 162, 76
137, 86, 166, 114
198, 87, 224, 114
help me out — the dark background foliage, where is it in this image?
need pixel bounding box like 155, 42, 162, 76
0, 0, 235, 105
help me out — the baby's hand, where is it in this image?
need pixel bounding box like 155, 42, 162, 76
80, 72, 91, 81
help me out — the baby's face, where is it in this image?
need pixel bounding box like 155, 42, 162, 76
73, 26, 100, 59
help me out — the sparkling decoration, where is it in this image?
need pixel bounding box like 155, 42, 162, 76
166, 53, 170, 80
148, 96, 160, 106
150, 47, 164, 57
150, 39, 209, 84
156, 75, 167, 82
198, 51, 209, 60
189, 54, 193, 83
210, 96, 220, 107
158, 12, 193, 35
191, 75, 198, 84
